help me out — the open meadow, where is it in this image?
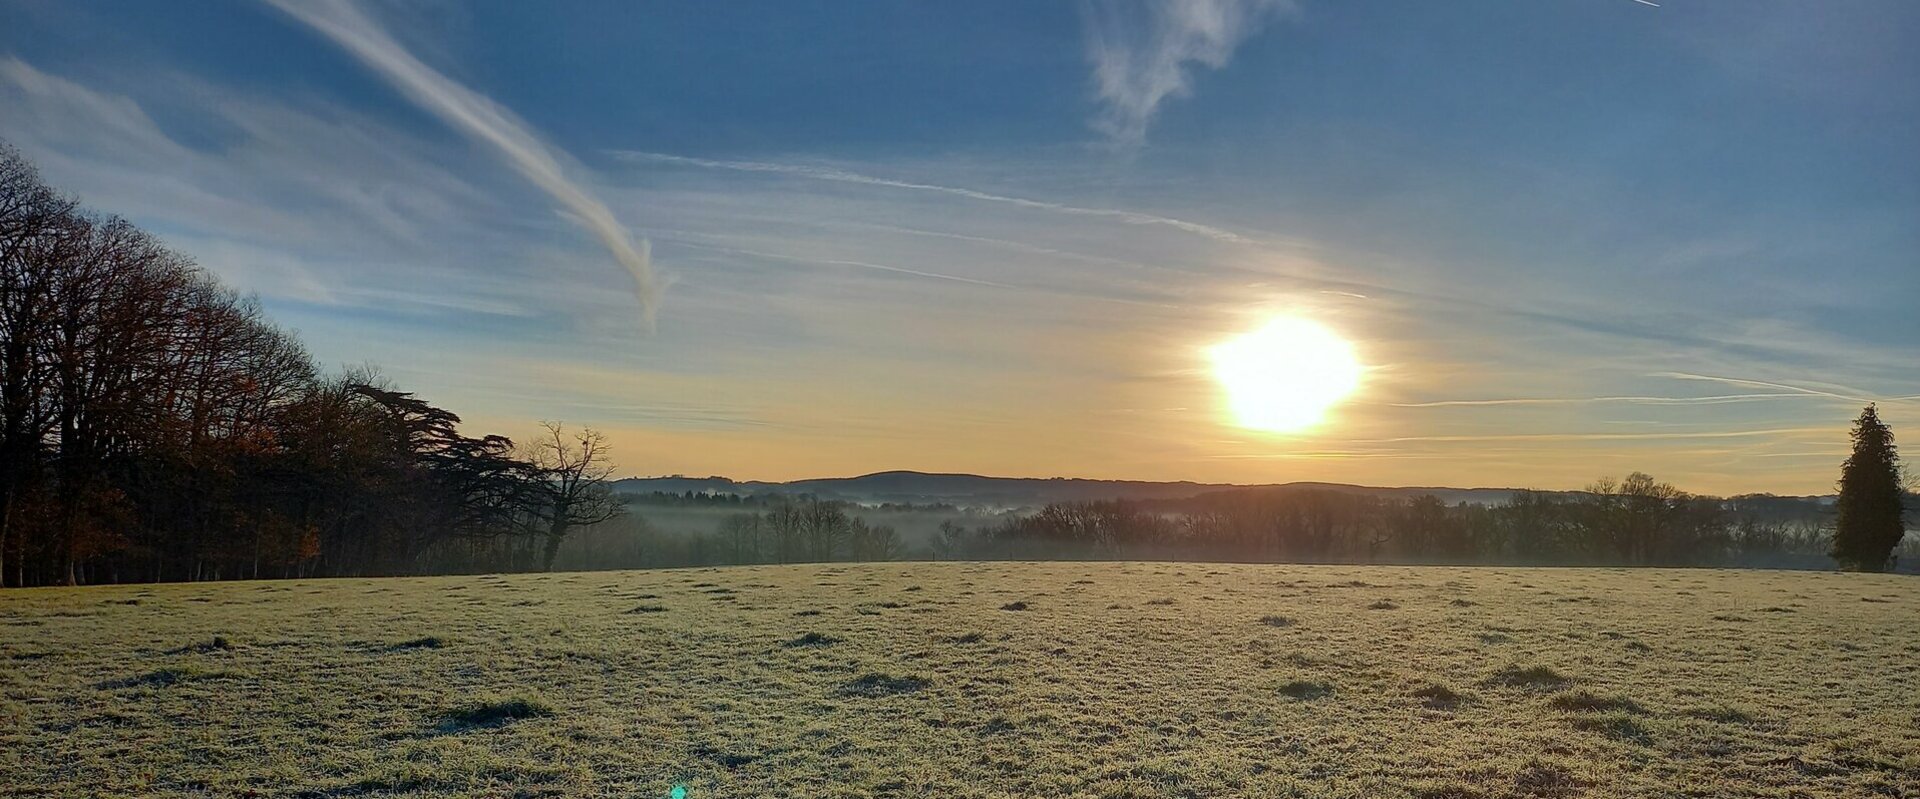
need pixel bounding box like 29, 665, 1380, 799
3, 562, 1917, 798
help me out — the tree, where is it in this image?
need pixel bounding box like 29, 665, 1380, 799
1398, 494, 1467, 561
845, 518, 899, 562
0, 142, 623, 585
718, 512, 763, 564
932, 520, 974, 560
1831, 405, 1906, 572
524, 422, 623, 571
765, 499, 806, 563
1571, 472, 1724, 566
0, 143, 75, 586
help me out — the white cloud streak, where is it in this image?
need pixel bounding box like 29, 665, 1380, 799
666, 239, 1021, 290
1373, 428, 1831, 444
264, 0, 663, 324
614, 150, 1262, 246
1654, 372, 1920, 405
1082, 0, 1297, 146
1389, 394, 1816, 408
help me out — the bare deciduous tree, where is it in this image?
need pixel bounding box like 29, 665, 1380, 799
524, 422, 623, 571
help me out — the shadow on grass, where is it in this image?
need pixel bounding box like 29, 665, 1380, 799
429, 697, 554, 735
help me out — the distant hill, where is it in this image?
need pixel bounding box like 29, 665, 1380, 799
611, 470, 1581, 509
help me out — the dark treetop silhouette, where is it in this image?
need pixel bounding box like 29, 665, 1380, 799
0, 142, 617, 586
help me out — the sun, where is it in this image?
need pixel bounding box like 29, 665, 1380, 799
1207, 315, 1363, 433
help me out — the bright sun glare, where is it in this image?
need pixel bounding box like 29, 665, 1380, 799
1208, 316, 1363, 433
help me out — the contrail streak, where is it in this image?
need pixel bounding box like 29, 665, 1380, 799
265, 0, 663, 325
1373, 428, 1829, 443
1389, 394, 1807, 408
655, 232, 1175, 307
1653, 372, 1878, 404
613, 150, 1265, 246
669, 240, 1020, 290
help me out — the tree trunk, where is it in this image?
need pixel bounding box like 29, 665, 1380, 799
0, 486, 11, 589
540, 527, 569, 572
540, 510, 571, 571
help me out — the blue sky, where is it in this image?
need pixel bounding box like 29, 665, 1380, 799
2, 0, 1915, 493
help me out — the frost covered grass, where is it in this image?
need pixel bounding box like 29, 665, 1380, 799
2, 562, 1916, 797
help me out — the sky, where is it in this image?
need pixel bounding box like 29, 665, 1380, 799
1, 0, 1915, 495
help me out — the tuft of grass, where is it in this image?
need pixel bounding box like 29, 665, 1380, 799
1277, 680, 1333, 700
1144, 598, 1175, 606
100, 664, 240, 689
389, 636, 445, 650
1569, 713, 1652, 744
439, 696, 553, 729
942, 632, 986, 644
976, 715, 1019, 735
172, 635, 234, 654
1682, 705, 1755, 725
1512, 759, 1586, 797
1258, 615, 1295, 628
1413, 784, 1484, 799
838, 672, 929, 697
1368, 599, 1399, 610
1484, 664, 1571, 690
627, 604, 667, 614
1549, 690, 1644, 714
692, 743, 757, 769
1413, 683, 1466, 708
784, 632, 840, 648
999, 601, 1029, 611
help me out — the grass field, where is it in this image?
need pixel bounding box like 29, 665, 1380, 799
3, 563, 1917, 798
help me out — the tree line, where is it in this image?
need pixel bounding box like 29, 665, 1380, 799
644, 409, 1905, 571
919, 476, 1836, 567
923, 427, 1909, 571
0, 142, 620, 586
562, 466, 1903, 575
709, 499, 904, 564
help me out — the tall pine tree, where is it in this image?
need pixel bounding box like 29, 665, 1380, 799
1830, 405, 1906, 571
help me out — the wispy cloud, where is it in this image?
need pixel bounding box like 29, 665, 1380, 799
1654, 372, 1920, 406
1374, 428, 1831, 444
1081, 0, 1297, 146
0, 56, 538, 312
615, 150, 1263, 246
264, 0, 664, 324
664, 238, 1022, 290
1389, 394, 1816, 408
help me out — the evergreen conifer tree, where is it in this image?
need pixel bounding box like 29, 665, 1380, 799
1830, 405, 1906, 571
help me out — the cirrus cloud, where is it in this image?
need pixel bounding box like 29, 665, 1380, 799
1082, 0, 1298, 146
